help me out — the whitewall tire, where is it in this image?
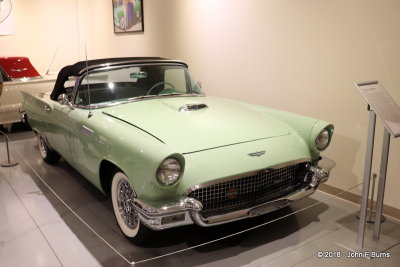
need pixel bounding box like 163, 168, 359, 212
111, 172, 149, 244
37, 134, 60, 164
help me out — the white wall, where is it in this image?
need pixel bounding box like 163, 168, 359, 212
0, 0, 81, 73
0, 0, 166, 73
1, 0, 400, 208
155, 0, 400, 209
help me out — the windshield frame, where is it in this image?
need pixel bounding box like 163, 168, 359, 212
71, 63, 205, 110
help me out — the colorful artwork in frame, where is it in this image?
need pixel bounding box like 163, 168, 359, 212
112, 0, 143, 33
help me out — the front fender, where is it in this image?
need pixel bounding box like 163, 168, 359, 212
88, 114, 183, 204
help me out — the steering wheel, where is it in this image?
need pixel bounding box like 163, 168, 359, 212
147, 82, 175, 95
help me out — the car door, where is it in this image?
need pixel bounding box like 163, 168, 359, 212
67, 77, 106, 185
44, 101, 75, 164
67, 108, 100, 182
46, 97, 100, 185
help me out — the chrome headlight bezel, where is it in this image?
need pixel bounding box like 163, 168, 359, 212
156, 157, 182, 186
315, 128, 331, 150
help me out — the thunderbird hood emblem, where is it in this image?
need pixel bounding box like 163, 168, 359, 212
248, 150, 266, 157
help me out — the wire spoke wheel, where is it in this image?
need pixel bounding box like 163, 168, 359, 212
111, 172, 150, 244
38, 135, 48, 158
36, 134, 60, 164
117, 179, 139, 229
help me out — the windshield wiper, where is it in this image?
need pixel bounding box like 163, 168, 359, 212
122, 92, 203, 104
129, 95, 158, 101
158, 92, 203, 97
158, 92, 185, 96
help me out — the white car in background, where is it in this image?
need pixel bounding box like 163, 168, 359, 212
0, 57, 55, 127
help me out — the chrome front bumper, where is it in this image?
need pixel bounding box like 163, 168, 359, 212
137, 158, 335, 230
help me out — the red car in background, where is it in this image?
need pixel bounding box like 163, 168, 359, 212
0, 57, 55, 125
0, 57, 42, 81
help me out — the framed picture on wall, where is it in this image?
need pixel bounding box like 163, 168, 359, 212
0, 0, 15, 35
112, 0, 144, 33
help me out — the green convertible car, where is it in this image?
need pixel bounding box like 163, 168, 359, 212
21, 57, 334, 244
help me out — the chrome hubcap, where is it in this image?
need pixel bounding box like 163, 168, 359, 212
38, 136, 47, 158
117, 179, 138, 229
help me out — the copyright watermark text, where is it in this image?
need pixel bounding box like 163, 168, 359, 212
317, 251, 390, 258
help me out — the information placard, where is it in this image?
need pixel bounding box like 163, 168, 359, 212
356, 81, 400, 138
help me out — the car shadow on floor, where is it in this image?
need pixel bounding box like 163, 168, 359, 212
41, 160, 328, 265
8, 129, 330, 266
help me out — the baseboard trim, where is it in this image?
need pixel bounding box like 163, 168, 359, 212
318, 184, 400, 221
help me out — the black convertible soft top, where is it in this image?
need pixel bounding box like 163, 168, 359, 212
50, 57, 175, 100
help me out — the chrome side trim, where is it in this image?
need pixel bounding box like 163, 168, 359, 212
11, 76, 43, 82
80, 125, 94, 137
183, 158, 310, 197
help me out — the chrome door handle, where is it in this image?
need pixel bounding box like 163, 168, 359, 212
44, 105, 51, 111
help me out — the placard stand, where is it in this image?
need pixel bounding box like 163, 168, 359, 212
337, 81, 400, 254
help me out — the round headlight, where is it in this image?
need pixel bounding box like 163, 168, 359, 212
315, 128, 330, 150
156, 158, 182, 186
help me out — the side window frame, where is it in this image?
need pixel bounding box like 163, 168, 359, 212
0, 67, 11, 82
71, 74, 85, 108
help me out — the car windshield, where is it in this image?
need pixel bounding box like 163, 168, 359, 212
75, 64, 203, 106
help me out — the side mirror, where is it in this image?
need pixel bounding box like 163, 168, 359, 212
57, 94, 74, 110
57, 94, 69, 105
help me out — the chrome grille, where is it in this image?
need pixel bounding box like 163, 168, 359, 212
187, 162, 310, 218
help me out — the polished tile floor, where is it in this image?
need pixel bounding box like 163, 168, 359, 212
1, 127, 400, 267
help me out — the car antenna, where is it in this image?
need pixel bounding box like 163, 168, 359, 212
85, 44, 93, 118
45, 45, 59, 75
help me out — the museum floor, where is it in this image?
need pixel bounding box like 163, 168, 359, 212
1, 127, 400, 267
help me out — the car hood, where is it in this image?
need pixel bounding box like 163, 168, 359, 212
101, 96, 290, 153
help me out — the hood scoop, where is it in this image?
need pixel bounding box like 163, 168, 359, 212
179, 103, 208, 112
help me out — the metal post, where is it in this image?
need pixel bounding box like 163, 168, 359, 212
368, 174, 377, 222
373, 128, 391, 239
356, 174, 383, 223
356, 110, 376, 248
0, 130, 19, 167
